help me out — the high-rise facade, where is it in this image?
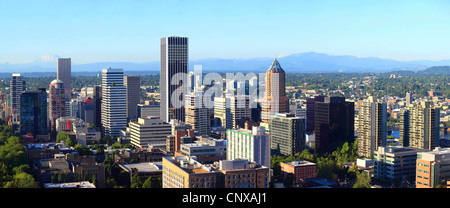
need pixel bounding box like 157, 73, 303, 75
306, 95, 325, 133
160, 36, 188, 123
227, 126, 271, 167
261, 59, 289, 123
19, 89, 48, 137
357, 96, 387, 158
214, 94, 251, 129
406, 92, 413, 107
93, 85, 102, 128
124, 76, 140, 119
185, 90, 210, 136
10, 73, 26, 124
400, 101, 440, 150
57, 58, 72, 99
101, 68, 127, 137
49, 79, 66, 130
269, 113, 306, 156
314, 96, 354, 154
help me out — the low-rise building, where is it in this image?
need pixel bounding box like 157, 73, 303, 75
374, 146, 429, 184
416, 147, 450, 188
280, 160, 317, 185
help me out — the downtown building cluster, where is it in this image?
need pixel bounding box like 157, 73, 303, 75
2, 36, 449, 189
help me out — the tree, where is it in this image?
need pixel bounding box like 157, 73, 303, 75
353, 171, 371, 188
131, 174, 143, 188
3, 172, 39, 188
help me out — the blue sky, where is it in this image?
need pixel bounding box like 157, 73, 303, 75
1, 0, 450, 64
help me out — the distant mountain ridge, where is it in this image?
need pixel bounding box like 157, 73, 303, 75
1, 52, 450, 73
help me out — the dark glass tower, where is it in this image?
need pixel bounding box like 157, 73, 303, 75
19, 89, 48, 137
314, 96, 354, 154
160, 36, 188, 123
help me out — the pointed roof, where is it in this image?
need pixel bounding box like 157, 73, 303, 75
267, 58, 284, 73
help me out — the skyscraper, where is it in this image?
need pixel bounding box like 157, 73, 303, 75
124, 76, 140, 119
93, 85, 102, 128
306, 95, 325, 133
400, 101, 440, 150
357, 96, 387, 158
57, 58, 71, 99
269, 113, 306, 156
261, 59, 289, 123
214, 94, 251, 129
10, 73, 26, 124
160, 36, 188, 123
101, 68, 127, 137
49, 79, 66, 130
20, 89, 48, 137
314, 96, 354, 154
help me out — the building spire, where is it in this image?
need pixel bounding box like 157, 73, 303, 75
268, 58, 284, 73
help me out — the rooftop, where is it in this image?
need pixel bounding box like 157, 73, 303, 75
283, 160, 316, 167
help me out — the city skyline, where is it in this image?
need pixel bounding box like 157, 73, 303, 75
1, 0, 450, 64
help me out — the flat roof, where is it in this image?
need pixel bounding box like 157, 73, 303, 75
121, 162, 162, 173
283, 160, 316, 167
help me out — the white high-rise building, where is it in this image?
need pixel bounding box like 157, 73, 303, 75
227, 126, 271, 167
101, 68, 127, 137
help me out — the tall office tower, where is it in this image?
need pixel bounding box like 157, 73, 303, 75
416, 147, 450, 188
314, 96, 354, 154
49, 79, 66, 130
227, 126, 271, 167
357, 96, 387, 158
400, 102, 440, 150
19, 89, 48, 137
160, 36, 188, 123
214, 94, 251, 129
101, 68, 127, 137
306, 95, 325, 133
129, 117, 171, 148
10, 73, 26, 124
57, 58, 72, 99
93, 85, 102, 128
261, 59, 289, 123
406, 92, 413, 107
124, 76, 140, 119
269, 113, 306, 156
185, 90, 210, 136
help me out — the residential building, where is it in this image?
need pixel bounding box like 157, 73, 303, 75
10, 73, 26, 124
49, 79, 66, 130
227, 126, 271, 167
160, 36, 188, 123
269, 113, 306, 156
399, 101, 440, 150
101, 68, 127, 137
185, 90, 210, 136
357, 96, 387, 158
